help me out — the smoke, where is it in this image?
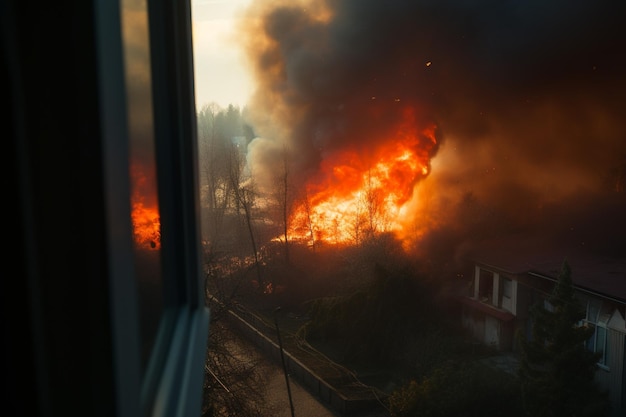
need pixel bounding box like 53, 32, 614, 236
238, 0, 626, 254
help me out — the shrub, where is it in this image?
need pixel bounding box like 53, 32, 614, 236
388, 361, 523, 417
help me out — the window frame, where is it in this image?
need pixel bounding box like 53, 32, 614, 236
5, 0, 208, 415
596, 323, 608, 366
137, 0, 210, 416
583, 300, 610, 369
500, 277, 516, 314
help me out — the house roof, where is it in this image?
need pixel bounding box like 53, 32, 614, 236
460, 234, 626, 303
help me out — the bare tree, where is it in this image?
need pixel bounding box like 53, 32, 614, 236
198, 106, 275, 416
228, 146, 264, 289
202, 308, 276, 417
302, 190, 317, 252
197, 103, 236, 250
363, 169, 383, 237
351, 193, 365, 246
272, 145, 294, 264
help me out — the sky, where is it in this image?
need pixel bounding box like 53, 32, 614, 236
191, 0, 254, 109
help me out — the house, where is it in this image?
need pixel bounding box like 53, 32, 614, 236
457, 235, 626, 416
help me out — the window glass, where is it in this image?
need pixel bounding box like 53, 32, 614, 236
502, 278, 512, 298
121, 0, 164, 378
586, 324, 597, 351
500, 278, 513, 311
478, 269, 494, 302
587, 299, 601, 322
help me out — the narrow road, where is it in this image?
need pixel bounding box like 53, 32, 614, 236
225, 320, 390, 417
264, 364, 340, 417
229, 323, 341, 417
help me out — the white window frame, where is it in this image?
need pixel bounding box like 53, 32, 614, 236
500, 277, 517, 315
583, 299, 610, 369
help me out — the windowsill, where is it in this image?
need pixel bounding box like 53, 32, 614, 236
597, 363, 610, 372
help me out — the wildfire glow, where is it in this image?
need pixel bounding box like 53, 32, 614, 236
131, 200, 161, 249
288, 109, 438, 246
130, 164, 161, 250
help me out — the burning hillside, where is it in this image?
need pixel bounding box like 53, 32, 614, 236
238, 0, 626, 254
287, 113, 438, 245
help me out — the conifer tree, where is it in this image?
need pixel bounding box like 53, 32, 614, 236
517, 261, 610, 417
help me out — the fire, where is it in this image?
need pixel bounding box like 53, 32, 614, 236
130, 164, 161, 250
288, 108, 438, 246
131, 200, 161, 250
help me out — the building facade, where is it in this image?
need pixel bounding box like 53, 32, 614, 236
458, 239, 626, 416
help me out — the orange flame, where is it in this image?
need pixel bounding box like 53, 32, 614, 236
131, 200, 161, 249
289, 107, 437, 246
130, 164, 161, 250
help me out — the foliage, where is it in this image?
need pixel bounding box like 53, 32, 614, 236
387, 361, 523, 417
302, 262, 438, 365
400, 326, 494, 378
517, 261, 610, 417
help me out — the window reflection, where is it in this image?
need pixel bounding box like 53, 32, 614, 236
121, 0, 163, 379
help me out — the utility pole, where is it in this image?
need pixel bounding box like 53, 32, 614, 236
274, 307, 295, 417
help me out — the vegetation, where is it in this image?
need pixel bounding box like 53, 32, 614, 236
302, 260, 440, 366
197, 104, 611, 417
517, 261, 610, 417
195, 100, 523, 414
387, 361, 522, 417
198, 103, 275, 417
296, 251, 524, 417
202, 319, 274, 417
